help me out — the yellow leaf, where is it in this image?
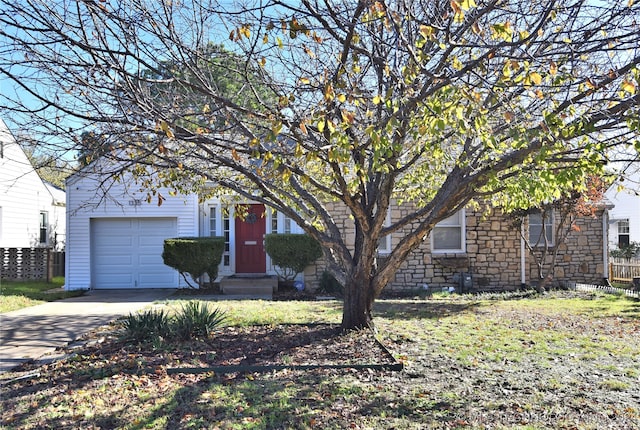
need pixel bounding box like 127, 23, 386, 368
239, 25, 251, 39
529, 72, 542, 85
373, 95, 382, 105
419, 25, 434, 39
460, 0, 476, 10
324, 84, 334, 101
341, 110, 355, 124
629, 0, 635, 6
317, 120, 325, 133
159, 121, 174, 139
281, 169, 291, 183
299, 77, 310, 85
337, 93, 346, 103
452, 57, 463, 71
621, 79, 636, 94
202, 104, 210, 114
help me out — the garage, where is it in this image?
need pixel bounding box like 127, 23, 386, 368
90, 218, 178, 289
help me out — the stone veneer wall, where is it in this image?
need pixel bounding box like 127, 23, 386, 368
303, 201, 607, 293
526, 211, 606, 287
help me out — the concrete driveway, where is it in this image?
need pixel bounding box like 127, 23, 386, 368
0, 289, 175, 374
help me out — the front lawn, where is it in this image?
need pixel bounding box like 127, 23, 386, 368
1, 291, 639, 429
0, 277, 83, 313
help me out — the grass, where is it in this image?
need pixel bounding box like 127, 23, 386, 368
1, 291, 639, 429
0, 277, 84, 313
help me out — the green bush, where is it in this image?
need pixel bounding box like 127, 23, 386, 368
318, 270, 343, 296
610, 242, 640, 259
121, 301, 226, 343
264, 234, 323, 282
162, 237, 225, 287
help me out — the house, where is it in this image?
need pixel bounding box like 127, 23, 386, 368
65, 160, 610, 292
0, 119, 66, 251
605, 165, 640, 251
65, 164, 304, 290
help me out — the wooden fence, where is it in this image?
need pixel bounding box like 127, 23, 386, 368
609, 257, 640, 285
0, 248, 65, 281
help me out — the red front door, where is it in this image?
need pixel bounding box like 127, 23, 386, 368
235, 204, 266, 273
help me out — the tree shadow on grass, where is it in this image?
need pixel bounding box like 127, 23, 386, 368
374, 300, 481, 320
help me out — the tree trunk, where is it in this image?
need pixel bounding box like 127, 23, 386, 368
341, 269, 376, 330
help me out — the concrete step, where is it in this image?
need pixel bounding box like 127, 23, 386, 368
220, 275, 278, 297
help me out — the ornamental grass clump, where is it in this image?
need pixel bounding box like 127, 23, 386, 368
173, 301, 227, 340
121, 301, 226, 343
121, 309, 172, 342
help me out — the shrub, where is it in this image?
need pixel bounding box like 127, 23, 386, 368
122, 309, 171, 342
264, 234, 323, 283
610, 242, 640, 259
317, 270, 344, 296
173, 301, 227, 340
162, 237, 225, 288
121, 301, 226, 343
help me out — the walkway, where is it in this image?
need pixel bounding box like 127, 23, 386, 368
0, 289, 175, 374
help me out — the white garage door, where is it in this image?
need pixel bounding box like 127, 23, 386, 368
91, 218, 178, 289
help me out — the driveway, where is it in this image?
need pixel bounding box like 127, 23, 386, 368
0, 289, 175, 374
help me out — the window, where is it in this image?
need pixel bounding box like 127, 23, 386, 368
618, 219, 630, 248
378, 209, 391, 254
432, 210, 465, 252
529, 211, 554, 246
209, 206, 230, 266
39, 211, 48, 245
271, 211, 292, 234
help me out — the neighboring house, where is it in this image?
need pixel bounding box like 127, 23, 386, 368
605, 166, 640, 250
0, 119, 66, 250
66, 161, 610, 292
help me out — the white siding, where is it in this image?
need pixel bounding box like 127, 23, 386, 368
65, 167, 198, 290
0, 119, 64, 249
606, 169, 640, 249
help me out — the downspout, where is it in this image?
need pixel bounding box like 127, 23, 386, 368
520, 222, 526, 287
603, 209, 611, 286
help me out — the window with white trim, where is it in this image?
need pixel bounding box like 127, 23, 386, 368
618, 219, 630, 248
209, 206, 230, 267
39, 211, 48, 245
377, 209, 391, 254
432, 210, 465, 253
271, 211, 292, 234
529, 211, 554, 246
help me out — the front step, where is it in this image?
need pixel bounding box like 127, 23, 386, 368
220, 275, 278, 297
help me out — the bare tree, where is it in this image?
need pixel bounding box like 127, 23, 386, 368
1, 0, 638, 329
